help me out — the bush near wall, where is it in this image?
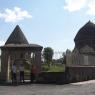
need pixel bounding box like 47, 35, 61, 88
42, 64, 65, 72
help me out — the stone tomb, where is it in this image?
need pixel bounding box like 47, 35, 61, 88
0, 25, 43, 82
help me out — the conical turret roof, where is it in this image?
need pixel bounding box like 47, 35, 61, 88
5, 25, 29, 45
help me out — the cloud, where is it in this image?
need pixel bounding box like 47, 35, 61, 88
0, 41, 5, 46
86, 0, 95, 15
64, 0, 87, 12
64, 0, 95, 16
0, 7, 32, 23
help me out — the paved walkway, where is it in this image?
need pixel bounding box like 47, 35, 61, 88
0, 80, 95, 95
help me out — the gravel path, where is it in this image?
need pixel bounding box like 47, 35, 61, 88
0, 80, 95, 95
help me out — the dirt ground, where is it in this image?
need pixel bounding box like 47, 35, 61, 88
0, 80, 95, 95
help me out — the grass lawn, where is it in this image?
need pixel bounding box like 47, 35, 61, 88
42, 63, 65, 72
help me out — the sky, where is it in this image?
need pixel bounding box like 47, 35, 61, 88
0, 0, 95, 52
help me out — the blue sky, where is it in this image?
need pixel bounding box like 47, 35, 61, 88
0, 0, 95, 52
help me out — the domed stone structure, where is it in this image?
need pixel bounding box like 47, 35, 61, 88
74, 21, 95, 49
71, 21, 95, 66
66, 21, 95, 82
0, 25, 43, 82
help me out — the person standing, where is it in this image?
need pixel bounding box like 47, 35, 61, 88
30, 65, 38, 83
19, 63, 25, 83
11, 63, 17, 85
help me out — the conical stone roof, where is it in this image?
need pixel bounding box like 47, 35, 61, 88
5, 25, 29, 45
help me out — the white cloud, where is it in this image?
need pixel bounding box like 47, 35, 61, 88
64, 0, 87, 12
0, 41, 5, 46
64, 0, 95, 16
0, 7, 32, 23
87, 0, 95, 15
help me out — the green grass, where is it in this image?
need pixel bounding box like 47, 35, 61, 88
42, 63, 65, 72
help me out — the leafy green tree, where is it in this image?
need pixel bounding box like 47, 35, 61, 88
43, 47, 54, 67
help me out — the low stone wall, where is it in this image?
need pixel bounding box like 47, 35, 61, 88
66, 66, 95, 83
1, 66, 95, 84
38, 72, 66, 84
0, 72, 1, 79
38, 66, 95, 84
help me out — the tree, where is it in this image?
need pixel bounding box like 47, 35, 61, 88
43, 47, 54, 67
62, 52, 66, 64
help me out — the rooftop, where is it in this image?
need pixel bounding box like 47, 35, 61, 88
74, 21, 95, 42
5, 25, 29, 45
